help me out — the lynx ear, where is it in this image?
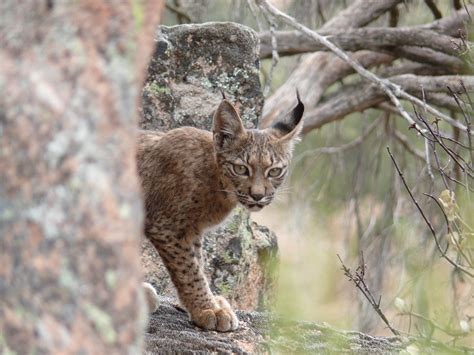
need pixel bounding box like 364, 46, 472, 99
213, 99, 245, 148
272, 90, 304, 141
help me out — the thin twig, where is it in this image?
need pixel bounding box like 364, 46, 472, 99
387, 146, 474, 277
337, 253, 400, 335
414, 107, 474, 178
399, 310, 468, 338
431, 140, 450, 189
425, 138, 434, 181
258, 1, 279, 97
452, 83, 473, 166
378, 103, 472, 150
247, 0, 264, 31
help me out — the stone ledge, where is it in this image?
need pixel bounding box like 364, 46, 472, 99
144, 298, 407, 354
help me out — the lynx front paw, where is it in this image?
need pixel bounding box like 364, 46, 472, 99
192, 297, 239, 332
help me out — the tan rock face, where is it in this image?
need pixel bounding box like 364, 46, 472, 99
140, 22, 278, 311
0, 1, 163, 353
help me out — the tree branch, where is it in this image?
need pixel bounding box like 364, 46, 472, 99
257, 0, 473, 136
424, 0, 443, 19
260, 3, 472, 127
302, 75, 474, 133
259, 27, 466, 59
261, 0, 403, 127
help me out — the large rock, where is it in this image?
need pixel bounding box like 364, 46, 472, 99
140, 22, 263, 131
0, 1, 163, 354
139, 22, 276, 311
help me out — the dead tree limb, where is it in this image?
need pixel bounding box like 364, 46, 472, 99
424, 0, 443, 19
259, 27, 466, 59
389, 46, 464, 69
260, 3, 472, 127
261, 1, 471, 127
302, 75, 474, 133
260, 0, 403, 126
258, 0, 472, 135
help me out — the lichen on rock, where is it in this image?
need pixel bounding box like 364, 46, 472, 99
140, 22, 263, 132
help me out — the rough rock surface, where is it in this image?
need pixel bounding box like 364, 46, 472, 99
140, 22, 263, 132
145, 300, 474, 354
0, 1, 163, 354
145, 298, 408, 354
140, 22, 276, 311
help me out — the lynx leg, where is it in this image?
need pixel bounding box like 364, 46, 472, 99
149, 232, 238, 331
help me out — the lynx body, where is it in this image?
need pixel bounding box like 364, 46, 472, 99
137, 95, 303, 331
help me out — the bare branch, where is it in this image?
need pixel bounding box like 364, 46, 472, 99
420, 91, 473, 113
338, 253, 400, 336
302, 75, 474, 133
260, 10, 279, 97
423, 193, 473, 267
261, 3, 472, 126
421, 4, 471, 34
261, 0, 403, 126
424, 0, 443, 19
294, 118, 380, 165
259, 27, 466, 59
257, 0, 472, 136
322, 0, 404, 29
399, 309, 469, 337
391, 129, 426, 163
387, 147, 474, 278
388, 6, 399, 27
448, 85, 473, 165
390, 46, 464, 69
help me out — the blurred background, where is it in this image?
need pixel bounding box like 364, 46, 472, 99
1, 0, 472, 353
161, 0, 473, 346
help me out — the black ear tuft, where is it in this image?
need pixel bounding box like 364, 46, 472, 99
272, 90, 304, 135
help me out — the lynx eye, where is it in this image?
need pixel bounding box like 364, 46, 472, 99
233, 164, 249, 176
268, 167, 283, 177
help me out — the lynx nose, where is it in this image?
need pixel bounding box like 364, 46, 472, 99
251, 193, 264, 201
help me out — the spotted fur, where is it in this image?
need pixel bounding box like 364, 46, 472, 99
137, 94, 304, 332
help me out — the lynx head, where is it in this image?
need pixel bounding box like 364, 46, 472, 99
212, 92, 304, 212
